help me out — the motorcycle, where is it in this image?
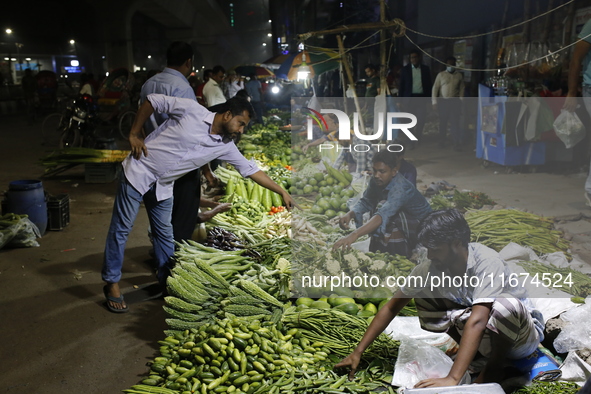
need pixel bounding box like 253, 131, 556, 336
59, 94, 100, 148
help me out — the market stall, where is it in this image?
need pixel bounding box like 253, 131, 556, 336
113, 109, 591, 394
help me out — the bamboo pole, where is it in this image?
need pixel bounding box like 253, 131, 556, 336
493, 0, 510, 68
337, 34, 365, 134
298, 20, 400, 40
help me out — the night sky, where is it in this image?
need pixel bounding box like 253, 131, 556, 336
1, 1, 97, 50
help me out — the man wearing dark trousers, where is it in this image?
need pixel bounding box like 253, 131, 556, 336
399, 49, 432, 149
432, 56, 465, 150
139, 41, 218, 244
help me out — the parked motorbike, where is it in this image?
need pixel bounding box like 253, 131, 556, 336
59, 94, 100, 148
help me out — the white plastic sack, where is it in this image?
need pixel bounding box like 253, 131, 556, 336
0, 216, 40, 250
553, 110, 586, 149
499, 242, 538, 262
559, 351, 591, 385
554, 301, 591, 353
392, 338, 470, 389
385, 316, 459, 356
350, 172, 370, 195
351, 237, 371, 253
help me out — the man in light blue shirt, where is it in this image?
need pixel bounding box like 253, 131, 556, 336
140, 42, 217, 256
245, 74, 264, 123
140, 43, 197, 135
102, 95, 296, 312
564, 19, 591, 207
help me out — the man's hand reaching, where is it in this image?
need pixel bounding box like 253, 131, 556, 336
129, 133, 148, 159
334, 352, 362, 381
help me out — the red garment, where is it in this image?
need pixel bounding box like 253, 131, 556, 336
196, 83, 206, 106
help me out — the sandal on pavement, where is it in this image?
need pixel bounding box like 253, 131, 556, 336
103, 285, 129, 313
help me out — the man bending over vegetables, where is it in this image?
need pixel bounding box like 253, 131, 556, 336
101, 94, 296, 313
333, 150, 431, 257
335, 209, 544, 387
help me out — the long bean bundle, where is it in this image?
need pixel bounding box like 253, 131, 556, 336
518, 260, 591, 298
465, 209, 571, 259
282, 307, 400, 363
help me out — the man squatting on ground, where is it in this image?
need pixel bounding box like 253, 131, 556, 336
335, 209, 544, 388
333, 150, 431, 258
101, 94, 296, 312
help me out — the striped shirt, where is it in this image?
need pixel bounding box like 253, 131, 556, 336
401, 243, 543, 358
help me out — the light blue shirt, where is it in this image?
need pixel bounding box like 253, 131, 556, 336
579, 19, 591, 86
123, 94, 259, 201
245, 79, 262, 102
140, 68, 196, 134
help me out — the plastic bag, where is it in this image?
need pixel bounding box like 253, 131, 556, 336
384, 316, 460, 356
392, 338, 471, 388
559, 351, 591, 384
553, 301, 591, 353
553, 110, 586, 149
0, 215, 41, 250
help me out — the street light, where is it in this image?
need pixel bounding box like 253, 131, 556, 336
69, 39, 75, 45
6, 28, 12, 34
297, 53, 311, 81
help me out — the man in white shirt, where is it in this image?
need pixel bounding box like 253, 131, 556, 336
202, 65, 227, 108
226, 70, 245, 99
432, 56, 465, 150
101, 95, 296, 313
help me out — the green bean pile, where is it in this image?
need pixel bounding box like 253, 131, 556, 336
518, 260, 591, 298
465, 209, 571, 259
282, 307, 400, 363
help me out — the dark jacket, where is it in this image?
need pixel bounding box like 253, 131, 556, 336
399, 64, 432, 98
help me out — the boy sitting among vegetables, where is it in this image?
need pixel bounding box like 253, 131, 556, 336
333, 150, 431, 257
335, 209, 544, 388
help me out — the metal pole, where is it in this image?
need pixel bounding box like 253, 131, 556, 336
337, 34, 365, 134
380, 0, 388, 95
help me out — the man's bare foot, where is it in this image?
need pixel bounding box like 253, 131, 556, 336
103, 283, 129, 313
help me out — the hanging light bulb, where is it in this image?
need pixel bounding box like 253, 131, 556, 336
297, 52, 311, 81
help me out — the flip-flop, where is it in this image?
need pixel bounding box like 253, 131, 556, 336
103, 285, 129, 313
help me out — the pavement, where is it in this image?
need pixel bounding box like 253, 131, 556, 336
1, 114, 591, 393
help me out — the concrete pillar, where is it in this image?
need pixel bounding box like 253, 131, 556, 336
95, 0, 138, 72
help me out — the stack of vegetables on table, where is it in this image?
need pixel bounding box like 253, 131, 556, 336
123, 121, 583, 393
